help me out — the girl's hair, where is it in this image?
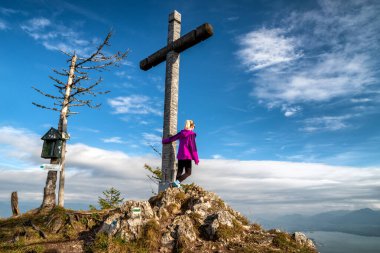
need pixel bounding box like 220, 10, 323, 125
184, 120, 195, 130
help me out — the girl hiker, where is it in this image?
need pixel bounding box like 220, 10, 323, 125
162, 120, 199, 188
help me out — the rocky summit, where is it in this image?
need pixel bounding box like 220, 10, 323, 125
0, 184, 317, 252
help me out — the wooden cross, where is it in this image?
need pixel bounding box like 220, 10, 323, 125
140, 10, 213, 192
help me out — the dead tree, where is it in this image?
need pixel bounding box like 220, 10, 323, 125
33, 32, 128, 209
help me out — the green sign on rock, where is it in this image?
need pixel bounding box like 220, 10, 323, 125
131, 207, 141, 214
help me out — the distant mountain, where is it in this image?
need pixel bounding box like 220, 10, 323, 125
258, 208, 380, 237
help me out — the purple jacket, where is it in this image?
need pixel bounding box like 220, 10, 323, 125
162, 129, 199, 165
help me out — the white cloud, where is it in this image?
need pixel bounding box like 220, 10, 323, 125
0, 7, 26, 16
0, 20, 8, 30
74, 127, 100, 133
254, 54, 374, 104
108, 95, 162, 116
300, 115, 353, 132
121, 60, 134, 67
211, 154, 224, 159
115, 71, 132, 79
224, 142, 245, 147
142, 133, 162, 145
237, 28, 302, 71
226, 16, 239, 22
281, 105, 301, 117
0, 126, 379, 218
21, 18, 51, 32
351, 98, 372, 103
238, 0, 380, 115
20, 17, 96, 56
154, 128, 163, 133
101, 136, 125, 144
242, 148, 257, 155
0, 126, 43, 164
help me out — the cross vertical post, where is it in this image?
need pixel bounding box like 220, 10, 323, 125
159, 11, 182, 192
139, 10, 213, 193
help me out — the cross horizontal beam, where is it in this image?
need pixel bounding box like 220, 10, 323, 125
140, 23, 213, 71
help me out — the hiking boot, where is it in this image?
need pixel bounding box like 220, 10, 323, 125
172, 180, 181, 188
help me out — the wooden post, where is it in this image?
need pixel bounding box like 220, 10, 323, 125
159, 11, 182, 192
11, 191, 20, 216
57, 54, 77, 207
139, 11, 213, 192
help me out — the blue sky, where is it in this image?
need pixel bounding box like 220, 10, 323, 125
0, 0, 379, 219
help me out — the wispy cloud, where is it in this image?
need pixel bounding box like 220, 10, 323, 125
115, 71, 132, 79
237, 0, 380, 118
226, 16, 239, 22
300, 115, 353, 132
121, 60, 134, 67
0, 20, 7, 30
351, 98, 372, 103
211, 154, 224, 159
20, 17, 98, 56
0, 126, 43, 164
0, 7, 26, 16
224, 142, 246, 147
108, 95, 162, 116
142, 133, 162, 145
281, 105, 301, 117
101, 136, 126, 144
237, 28, 302, 71
73, 127, 100, 133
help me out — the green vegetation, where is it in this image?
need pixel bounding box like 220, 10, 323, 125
271, 232, 315, 253
87, 219, 160, 253
97, 187, 124, 210
216, 218, 245, 241
236, 214, 250, 226
144, 163, 162, 182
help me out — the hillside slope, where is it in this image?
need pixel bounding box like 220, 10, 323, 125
0, 184, 317, 252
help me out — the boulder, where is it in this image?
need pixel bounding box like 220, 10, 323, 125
99, 200, 155, 241
293, 232, 316, 249
201, 210, 235, 240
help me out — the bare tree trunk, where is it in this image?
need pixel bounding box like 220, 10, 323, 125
58, 54, 77, 207
40, 163, 58, 210
11, 191, 20, 216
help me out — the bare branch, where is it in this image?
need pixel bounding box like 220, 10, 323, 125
72, 75, 89, 85
76, 32, 112, 67
71, 77, 103, 97
87, 103, 101, 109
70, 103, 87, 107
60, 50, 73, 58
49, 76, 66, 86
53, 69, 69, 77
76, 69, 88, 75
54, 84, 65, 90
32, 86, 64, 100
149, 144, 162, 157
32, 102, 60, 112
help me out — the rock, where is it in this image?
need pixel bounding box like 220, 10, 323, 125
99, 213, 122, 236
99, 200, 155, 241
2, 184, 316, 253
293, 232, 316, 249
50, 217, 64, 233
172, 215, 197, 242
201, 210, 235, 240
